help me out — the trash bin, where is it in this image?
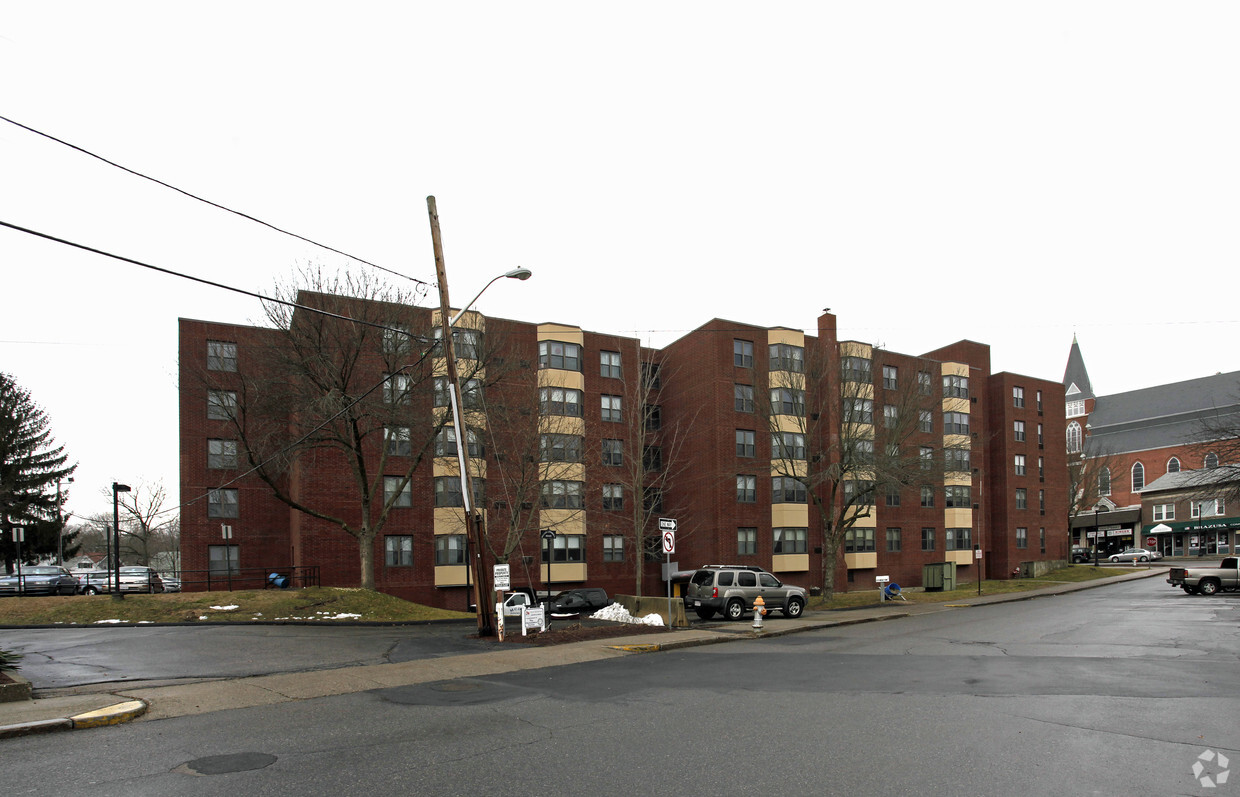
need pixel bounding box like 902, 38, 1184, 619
922, 562, 957, 592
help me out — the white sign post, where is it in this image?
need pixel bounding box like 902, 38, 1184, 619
659, 518, 678, 626
876, 575, 890, 603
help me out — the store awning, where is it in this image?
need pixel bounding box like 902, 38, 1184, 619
1141, 517, 1240, 534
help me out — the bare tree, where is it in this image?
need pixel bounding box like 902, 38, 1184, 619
1067, 447, 1123, 520
1188, 398, 1240, 502
103, 480, 179, 566
764, 343, 941, 599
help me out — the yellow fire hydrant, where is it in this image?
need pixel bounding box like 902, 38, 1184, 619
752, 596, 767, 630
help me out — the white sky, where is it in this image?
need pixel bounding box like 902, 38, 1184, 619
2, 2, 1238, 523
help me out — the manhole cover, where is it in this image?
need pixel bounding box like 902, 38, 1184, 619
431, 681, 483, 693
175, 752, 277, 776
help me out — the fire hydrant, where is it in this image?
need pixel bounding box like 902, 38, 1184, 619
752, 596, 767, 630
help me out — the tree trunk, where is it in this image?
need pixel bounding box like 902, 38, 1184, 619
357, 528, 375, 590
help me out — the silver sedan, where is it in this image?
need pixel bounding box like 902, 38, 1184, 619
1109, 548, 1163, 563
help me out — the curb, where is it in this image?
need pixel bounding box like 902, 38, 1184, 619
0, 699, 148, 740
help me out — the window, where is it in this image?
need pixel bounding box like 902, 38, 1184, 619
771, 432, 806, 460
1013, 386, 1025, 408
385, 536, 413, 567
208, 544, 239, 574
539, 340, 582, 371
1037, 424, 1044, 445
1015, 488, 1027, 509
844, 480, 875, 504
1192, 498, 1225, 518
207, 390, 236, 420
842, 356, 872, 383
207, 439, 237, 469
946, 527, 972, 551
1066, 399, 1085, 418
644, 405, 661, 431
883, 404, 899, 429
853, 439, 874, 467
541, 480, 584, 509
432, 476, 484, 508
769, 343, 804, 373
384, 373, 412, 406
382, 324, 411, 356
1098, 467, 1111, 496
207, 340, 237, 372
1036, 390, 1043, 411
736, 429, 756, 458
944, 412, 970, 436
643, 445, 662, 471
600, 350, 622, 378
1040, 527, 1046, 554
435, 535, 466, 566
1014, 454, 1026, 476
737, 527, 757, 556
1152, 503, 1175, 522
1205, 452, 1219, 469
1016, 527, 1028, 550
1131, 462, 1145, 491
601, 394, 622, 422
844, 528, 875, 553
917, 371, 932, 395
734, 339, 754, 367
734, 384, 754, 413
642, 361, 661, 390
603, 535, 624, 562
772, 476, 807, 504
920, 485, 935, 507
845, 397, 873, 424
542, 535, 584, 563
386, 426, 412, 456
945, 485, 971, 508
602, 438, 623, 466
773, 527, 807, 554
1167, 457, 1181, 474
919, 409, 933, 433
208, 488, 238, 518
540, 433, 584, 462
885, 483, 901, 507
432, 326, 482, 360
771, 387, 806, 416
883, 365, 898, 390
435, 427, 482, 458
944, 447, 970, 473
602, 483, 623, 511
1065, 421, 1082, 452
1014, 420, 1026, 442
1039, 489, 1045, 512
921, 527, 936, 551
433, 377, 482, 409
920, 446, 934, 470
736, 475, 757, 503
386, 476, 412, 507
942, 374, 969, 399
1038, 456, 1045, 479
539, 387, 584, 417
886, 527, 902, 552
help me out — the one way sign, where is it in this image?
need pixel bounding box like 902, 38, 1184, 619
659, 518, 677, 554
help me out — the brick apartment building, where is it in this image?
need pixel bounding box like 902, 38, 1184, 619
1064, 337, 1240, 556
179, 298, 1069, 607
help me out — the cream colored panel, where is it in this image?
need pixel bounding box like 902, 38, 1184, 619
538, 415, 586, 436
538, 369, 585, 391
943, 433, 970, 449
537, 324, 585, 345
541, 462, 585, 482
771, 504, 809, 527
841, 342, 873, 359
944, 474, 973, 487
844, 552, 878, 569
769, 461, 808, 478
432, 457, 487, 479
771, 554, 809, 573
547, 563, 587, 583
940, 362, 969, 377
539, 509, 585, 534
772, 415, 808, 434
944, 508, 973, 527
433, 508, 469, 533
946, 550, 973, 566
941, 396, 970, 414
767, 329, 805, 347
434, 565, 470, 587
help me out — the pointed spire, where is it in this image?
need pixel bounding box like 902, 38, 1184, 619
1063, 337, 1093, 399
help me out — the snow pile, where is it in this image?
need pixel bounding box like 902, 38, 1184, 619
209, 604, 239, 611
590, 602, 665, 626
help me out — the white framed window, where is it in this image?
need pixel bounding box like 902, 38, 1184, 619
1016, 527, 1028, 549
733, 339, 754, 367
774, 527, 808, 554
1098, 467, 1111, 496
207, 340, 237, 372
1152, 503, 1174, 521
737, 527, 757, 555
602, 483, 623, 511
386, 426, 412, 456
539, 341, 582, 371
603, 535, 624, 562
601, 394, 622, 422
736, 475, 757, 503
883, 365, 898, 390
1131, 462, 1145, 491
208, 488, 238, 518
1066, 421, 1082, 453
1014, 454, 1026, 476
386, 476, 412, 507
600, 350, 622, 378
435, 535, 466, 565
208, 439, 237, 469
207, 390, 237, 420
1167, 457, 1181, 473
1013, 386, 1025, 408
1205, 452, 1219, 469
384, 535, 413, 567
1014, 420, 1026, 442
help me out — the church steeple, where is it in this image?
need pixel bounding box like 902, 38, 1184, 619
1063, 334, 1094, 400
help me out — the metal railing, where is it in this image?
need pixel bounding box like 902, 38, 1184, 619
182, 565, 321, 592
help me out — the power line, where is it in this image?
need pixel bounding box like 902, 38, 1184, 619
0, 113, 430, 288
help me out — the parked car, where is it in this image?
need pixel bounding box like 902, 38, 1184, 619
683, 564, 807, 621
1070, 546, 1091, 563
1167, 557, 1240, 595
1109, 548, 1163, 563
549, 587, 610, 614
79, 566, 164, 594
160, 574, 182, 593
0, 565, 80, 596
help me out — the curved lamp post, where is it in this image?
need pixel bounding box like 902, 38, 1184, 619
428, 196, 532, 636
112, 482, 131, 600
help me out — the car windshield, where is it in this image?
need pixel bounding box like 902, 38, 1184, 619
120, 567, 151, 574
24, 566, 62, 575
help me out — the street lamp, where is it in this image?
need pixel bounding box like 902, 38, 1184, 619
57, 476, 74, 565
112, 482, 131, 601
427, 196, 532, 637
1093, 506, 1101, 567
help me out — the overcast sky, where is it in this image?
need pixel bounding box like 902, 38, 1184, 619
3, 2, 1237, 524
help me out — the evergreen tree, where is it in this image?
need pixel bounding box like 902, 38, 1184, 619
0, 373, 76, 573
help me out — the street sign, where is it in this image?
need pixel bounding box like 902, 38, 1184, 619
662, 530, 676, 554
493, 564, 511, 591
540, 529, 556, 540
11, 527, 23, 542
1145, 537, 1157, 548
221, 524, 233, 540
658, 517, 677, 532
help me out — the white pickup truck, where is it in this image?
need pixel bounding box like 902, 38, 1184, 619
1167, 557, 1240, 595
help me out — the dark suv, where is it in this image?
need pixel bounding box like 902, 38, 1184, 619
549, 587, 610, 614
683, 565, 807, 621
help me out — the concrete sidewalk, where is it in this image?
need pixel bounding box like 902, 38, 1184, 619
0, 568, 1163, 739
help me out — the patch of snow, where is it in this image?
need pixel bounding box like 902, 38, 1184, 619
209, 605, 239, 611
590, 602, 665, 626
94, 619, 123, 624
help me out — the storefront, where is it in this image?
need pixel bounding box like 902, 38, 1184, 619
1142, 518, 1238, 557
1070, 508, 1141, 557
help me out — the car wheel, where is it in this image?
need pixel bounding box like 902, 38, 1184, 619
725, 599, 746, 621
1139, 556, 1148, 562
84, 586, 100, 596
1109, 556, 1120, 563
1199, 579, 1221, 596
695, 608, 715, 620
784, 597, 805, 619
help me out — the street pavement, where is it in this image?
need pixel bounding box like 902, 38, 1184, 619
0, 567, 1165, 739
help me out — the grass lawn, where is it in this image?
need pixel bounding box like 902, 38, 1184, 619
809, 564, 1140, 611
0, 587, 475, 627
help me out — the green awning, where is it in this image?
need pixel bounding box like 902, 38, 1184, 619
1141, 517, 1240, 534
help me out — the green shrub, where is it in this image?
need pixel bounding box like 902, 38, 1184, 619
0, 648, 22, 672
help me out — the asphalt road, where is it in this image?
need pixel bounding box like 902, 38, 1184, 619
4, 579, 1239, 796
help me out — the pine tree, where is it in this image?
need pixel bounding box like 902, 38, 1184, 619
0, 373, 76, 573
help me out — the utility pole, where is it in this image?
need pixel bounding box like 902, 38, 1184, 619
427, 196, 494, 637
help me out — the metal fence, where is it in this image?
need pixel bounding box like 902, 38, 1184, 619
181, 565, 321, 592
